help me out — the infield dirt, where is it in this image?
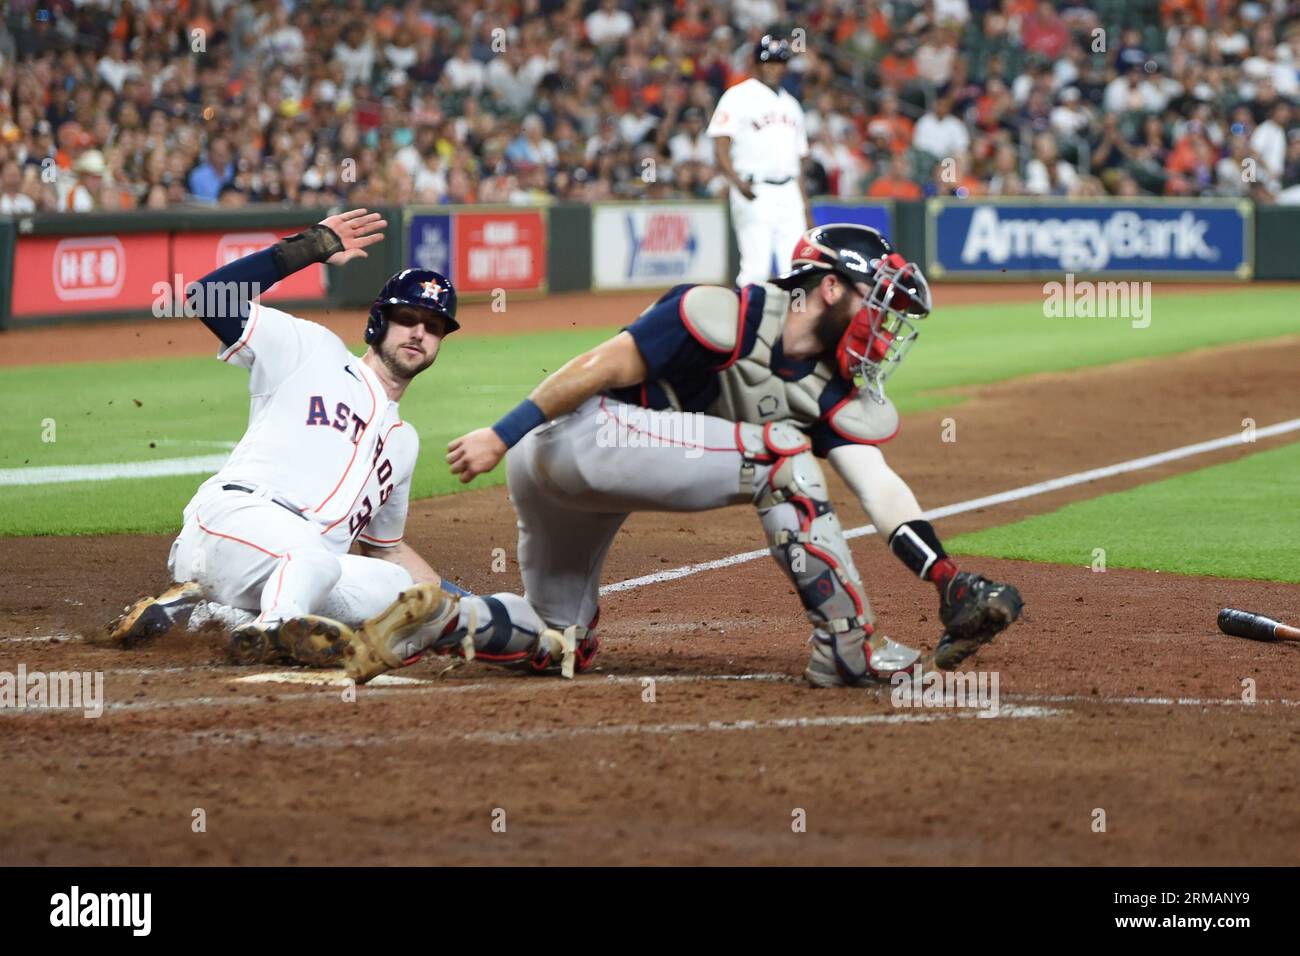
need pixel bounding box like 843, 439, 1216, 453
2, 289, 1298, 866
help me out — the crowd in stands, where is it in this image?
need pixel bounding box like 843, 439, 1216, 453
2, 0, 1299, 214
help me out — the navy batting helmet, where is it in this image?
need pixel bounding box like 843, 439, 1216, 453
754, 34, 792, 63
366, 269, 460, 345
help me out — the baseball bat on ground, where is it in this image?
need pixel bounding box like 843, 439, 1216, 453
1217, 608, 1300, 643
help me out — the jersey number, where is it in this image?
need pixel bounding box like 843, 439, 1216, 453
349, 459, 394, 539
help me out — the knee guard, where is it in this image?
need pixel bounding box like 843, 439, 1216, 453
740, 422, 874, 637
741, 423, 920, 682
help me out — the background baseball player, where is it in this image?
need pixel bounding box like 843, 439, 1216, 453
109, 209, 572, 683
447, 224, 1024, 687
709, 34, 813, 288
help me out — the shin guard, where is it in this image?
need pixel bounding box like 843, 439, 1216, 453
741, 422, 918, 682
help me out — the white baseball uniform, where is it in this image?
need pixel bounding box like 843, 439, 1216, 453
167, 302, 421, 626
707, 77, 809, 286
168, 298, 557, 666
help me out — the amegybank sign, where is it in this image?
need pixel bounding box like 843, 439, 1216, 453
928, 200, 1252, 278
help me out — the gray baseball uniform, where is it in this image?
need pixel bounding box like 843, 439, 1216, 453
504, 280, 919, 678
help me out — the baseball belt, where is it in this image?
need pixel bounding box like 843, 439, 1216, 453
747, 176, 793, 185
221, 483, 308, 520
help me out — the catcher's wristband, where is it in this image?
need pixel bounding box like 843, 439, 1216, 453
271, 223, 344, 276
492, 399, 547, 449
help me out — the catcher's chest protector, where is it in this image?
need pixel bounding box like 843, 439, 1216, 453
675, 283, 899, 443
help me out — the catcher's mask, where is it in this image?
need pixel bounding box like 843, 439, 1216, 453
367, 268, 460, 345
773, 224, 931, 403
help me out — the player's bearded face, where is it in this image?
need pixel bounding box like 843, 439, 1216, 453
813, 280, 864, 350
378, 307, 445, 379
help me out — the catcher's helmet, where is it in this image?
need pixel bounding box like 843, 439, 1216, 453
773, 224, 931, 403
754, 34, 792, 63
366, 268, 459, 345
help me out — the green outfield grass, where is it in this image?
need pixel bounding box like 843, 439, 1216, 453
0, 328, 606, 535
1, 286, 1297, 536
947, 440, 1300, 583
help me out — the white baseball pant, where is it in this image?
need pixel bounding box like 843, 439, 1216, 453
729, 180, 808, 287
167, 485, 409, 627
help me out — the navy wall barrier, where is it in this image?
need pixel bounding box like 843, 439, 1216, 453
810, 199, 892, 236
925, 198, 1254, 280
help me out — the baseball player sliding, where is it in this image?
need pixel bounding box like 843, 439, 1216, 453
109, 209, 574, 682
709, 34, 812, 287
446, 224, 1024, 687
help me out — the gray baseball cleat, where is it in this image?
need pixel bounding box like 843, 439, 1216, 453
804, 628, 922, 688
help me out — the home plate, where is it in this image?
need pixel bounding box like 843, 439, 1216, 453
231, 670, 434, 687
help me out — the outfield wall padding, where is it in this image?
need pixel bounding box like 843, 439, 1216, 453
1, 197, 1295, 331
1253, 206, 1300, 281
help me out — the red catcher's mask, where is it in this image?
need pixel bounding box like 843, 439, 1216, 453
834, 252, 931, 401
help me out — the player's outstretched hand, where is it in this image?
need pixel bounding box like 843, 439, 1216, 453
447, 427, 508, 484
318, 208, 388, 266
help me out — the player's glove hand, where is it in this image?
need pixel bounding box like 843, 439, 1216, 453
447, 428, 508, 484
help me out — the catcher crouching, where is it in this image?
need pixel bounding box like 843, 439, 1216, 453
447, 224, 1024, 686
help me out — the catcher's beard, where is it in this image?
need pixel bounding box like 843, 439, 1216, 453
813, 292, 857, 352
376, 332, 438, 381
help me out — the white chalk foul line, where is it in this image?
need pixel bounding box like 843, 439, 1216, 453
5, 665, 1295, 718
149, 440, 237, 450
455, 705, 1062, 744
52, 664, 1300, 709
36, 671, 787, 714
1013, 692, 1300, 708
600, 417, 1300, 594
174, 705, 1063, 750
228, 669, 796, 689
0, 453, 230, 486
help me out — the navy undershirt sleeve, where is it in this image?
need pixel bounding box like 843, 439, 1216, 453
808, 419, 857, 458
188, 247, 288, 348
806, 377, 854, 457
622, 286, 725, 379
